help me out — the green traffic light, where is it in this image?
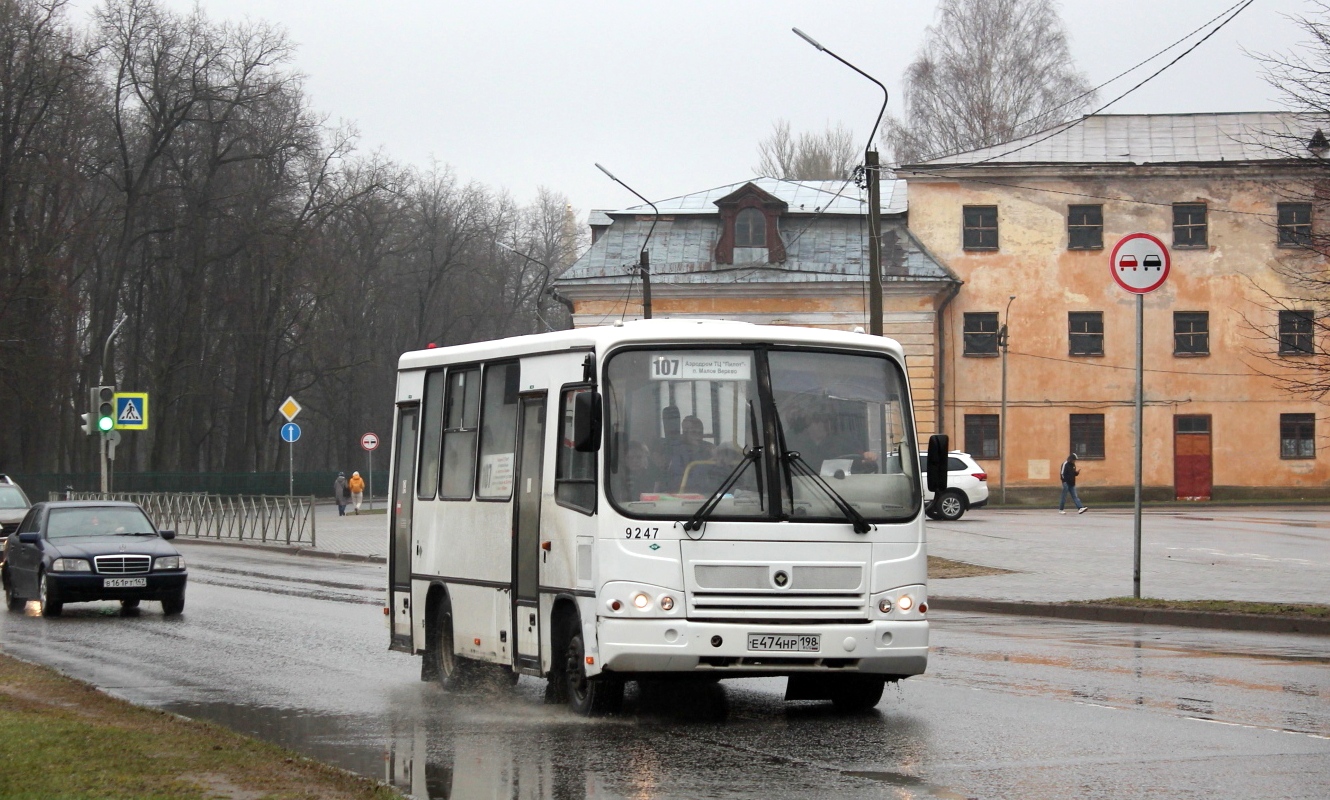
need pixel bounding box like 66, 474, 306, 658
98, 415, 114, 432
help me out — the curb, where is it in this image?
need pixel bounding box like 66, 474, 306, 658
175, 537, 386, 564
930, 597, 1330, 636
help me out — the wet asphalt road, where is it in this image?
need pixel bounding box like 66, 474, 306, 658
1, 542, 1327, 800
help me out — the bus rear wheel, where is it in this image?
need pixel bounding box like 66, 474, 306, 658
430, 596, 471, 690
564, 631, 623, 716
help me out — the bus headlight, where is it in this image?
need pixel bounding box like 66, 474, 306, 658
878, 597, 893, 614
632, 592, 651, 610
659, 595, 675, 611
897, 595, 913, 612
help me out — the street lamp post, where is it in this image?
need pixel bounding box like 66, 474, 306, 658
595, 164, 658, 320
999, 295, 1015, 505
793, 28, 889, 336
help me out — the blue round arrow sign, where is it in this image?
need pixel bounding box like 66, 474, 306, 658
281, 422, 301, 443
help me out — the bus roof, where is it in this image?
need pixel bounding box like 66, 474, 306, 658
397, 320, 906, 371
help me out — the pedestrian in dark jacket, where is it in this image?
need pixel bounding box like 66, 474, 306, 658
333, 472, 348, 516
1059, 453, 1087, 514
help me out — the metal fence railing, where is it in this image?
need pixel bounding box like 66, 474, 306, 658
55, 492, 316, 548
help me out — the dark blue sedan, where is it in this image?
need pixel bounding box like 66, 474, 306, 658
2, 501, 187, 617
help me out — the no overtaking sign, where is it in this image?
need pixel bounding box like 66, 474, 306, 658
1110, 233, 1170, 294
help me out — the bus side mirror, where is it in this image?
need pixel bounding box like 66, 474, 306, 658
926, 434, 949, 493
573, 391, 602, 452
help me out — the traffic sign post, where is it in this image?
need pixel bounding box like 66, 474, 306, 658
281, 422, 301, 495
361, 432, 379, 510
1110, 233, 1170, 599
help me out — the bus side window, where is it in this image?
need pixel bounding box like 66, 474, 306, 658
441, 367, 481, 500
556, 386, 596, 514
477, 362, 519, 500
417, 369, 446, 499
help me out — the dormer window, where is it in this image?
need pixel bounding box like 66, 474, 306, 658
736, 208, 766, 247
713, 182, 788, 265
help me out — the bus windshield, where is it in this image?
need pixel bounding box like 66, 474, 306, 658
604, 347, 920, 523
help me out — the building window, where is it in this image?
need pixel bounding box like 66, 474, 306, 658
965, 414, 1000, 459
1279, 310, 1314, 354
735, 207, 766, 247
963, 205, 998, 250
1070, 414, 1105, 460
1173, 203, 1208, 248
1067, 204, 1103, 250
1280, 413, 1316, 458
1175, 415, 1210, 434
1277, 203, 1312, 247
1174, 311, 1209, 356
963, 312, 1000, 356
1069, 311, 1104, 356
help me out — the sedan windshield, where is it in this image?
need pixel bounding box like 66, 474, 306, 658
604, 347, 919, 523
47, 507, 157, 538
0, 486, 27, 509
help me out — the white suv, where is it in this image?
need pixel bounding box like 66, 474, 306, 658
919, 451, 989, 521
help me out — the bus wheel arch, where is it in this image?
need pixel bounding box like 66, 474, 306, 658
547, 597, 623, 715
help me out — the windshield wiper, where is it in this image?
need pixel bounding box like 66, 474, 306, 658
681, 446, 762, 533
784, 450, 872, 534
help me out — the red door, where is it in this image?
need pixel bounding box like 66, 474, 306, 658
1174, 415, 1212, 501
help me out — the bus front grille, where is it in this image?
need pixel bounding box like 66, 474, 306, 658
687, 592, 867, 621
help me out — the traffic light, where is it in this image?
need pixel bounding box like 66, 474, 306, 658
92, 385, 116, 433
80, 412, 94, 436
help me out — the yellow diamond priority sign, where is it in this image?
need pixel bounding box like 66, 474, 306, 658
278, 396, 302, 422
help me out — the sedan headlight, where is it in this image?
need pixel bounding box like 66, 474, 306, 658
50, 558, 91, 572
154, 555, 185, 571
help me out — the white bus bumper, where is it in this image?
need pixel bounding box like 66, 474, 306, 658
595, 618, 928, 677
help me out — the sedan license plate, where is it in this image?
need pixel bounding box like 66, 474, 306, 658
103, 577, 147, 588
747, 633, 820, 652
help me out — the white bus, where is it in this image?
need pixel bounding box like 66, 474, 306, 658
386, 319, 946, 714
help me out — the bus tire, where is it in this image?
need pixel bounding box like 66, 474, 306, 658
429, 594, 470, 690
564, 631, 623, 716
830, 675, 886, 712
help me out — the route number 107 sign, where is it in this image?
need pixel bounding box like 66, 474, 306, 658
649, 354, 752, 381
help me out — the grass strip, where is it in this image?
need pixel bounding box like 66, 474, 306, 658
928, 555, 1013, 579
0, 652, 399, 800
1078, 597, 1330, 618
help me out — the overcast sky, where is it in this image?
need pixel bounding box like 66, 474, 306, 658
67, 1, 1317, 218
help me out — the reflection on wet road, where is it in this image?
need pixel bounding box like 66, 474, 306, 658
1, 543, 1326, 799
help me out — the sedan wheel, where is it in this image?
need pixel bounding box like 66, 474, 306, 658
937, 490, 967, 521
39, 573, 62, 617
4, 572, 23, 611
161, 590, 185, 616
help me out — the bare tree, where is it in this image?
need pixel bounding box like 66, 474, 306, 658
1246, 3, 1330, 401
755, 119, 858, 180
885, 0, 1094, 165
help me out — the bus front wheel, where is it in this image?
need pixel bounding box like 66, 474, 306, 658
564, 631, 623, 716
830, 675, 886, 712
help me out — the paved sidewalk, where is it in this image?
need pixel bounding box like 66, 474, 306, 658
927, 506, 1328, 605
310, 502, 386, 559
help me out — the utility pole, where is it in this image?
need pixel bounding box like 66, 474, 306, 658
999, 295, 1015, 505
866, 151, 883, 335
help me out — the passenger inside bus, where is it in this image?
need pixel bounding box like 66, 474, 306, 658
665, 415, 715, 490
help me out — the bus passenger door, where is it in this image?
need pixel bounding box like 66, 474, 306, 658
389, 404, 419, 652
512, 392, 546, 672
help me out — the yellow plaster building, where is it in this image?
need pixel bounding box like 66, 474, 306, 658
902, 113, 1328, 501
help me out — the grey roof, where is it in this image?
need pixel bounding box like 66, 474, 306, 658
558, 214, 955, 287
903, 113, 1321, 168
608, 177, 908, 217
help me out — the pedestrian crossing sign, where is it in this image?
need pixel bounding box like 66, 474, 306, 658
114, 393, 149, 430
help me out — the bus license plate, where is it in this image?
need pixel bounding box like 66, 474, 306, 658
747, 633, 820, 652
103, 578, 147, 588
